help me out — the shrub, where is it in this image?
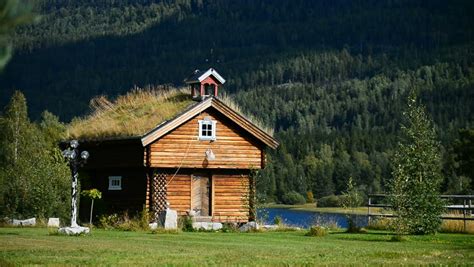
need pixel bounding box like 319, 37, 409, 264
179, 216, 194, 232
306, 191, 315, 203
98, 214, 120, 230
221, 223, 239, 233
367, 217, 392, 231
305, 226, 328, 237
345, 216, 367, 233
98, 212, 149, 231
282, 191, 306, 205
317, 195, 343, 207
273, 216, 282, 225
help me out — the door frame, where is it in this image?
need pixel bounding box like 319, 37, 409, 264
190, 173, 213, 216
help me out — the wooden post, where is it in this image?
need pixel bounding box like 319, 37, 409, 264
367, 196, 371, 225
463, 199, 467, 232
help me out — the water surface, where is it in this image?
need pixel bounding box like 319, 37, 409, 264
257, 208, 368, 228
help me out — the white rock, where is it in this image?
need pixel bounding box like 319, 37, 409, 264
192, 222, 223, 231
149, 222, 158, 230
239, 221, 259, 232
48, 218, 60, 228
262, 224, 279, 230
58, 226, 90, 235
164, 208, 178, 230
12, 218, 36, 226
211, 223, 223, 230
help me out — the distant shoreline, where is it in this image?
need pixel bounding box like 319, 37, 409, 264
262, 203, 382, 215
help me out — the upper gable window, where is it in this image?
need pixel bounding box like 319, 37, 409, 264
198, 118, 216, 141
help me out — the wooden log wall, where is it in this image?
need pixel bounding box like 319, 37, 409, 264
163, 171, 250, 222
166, 174, 191, 215
212, 174, 250, 223
148, 109, 263, 169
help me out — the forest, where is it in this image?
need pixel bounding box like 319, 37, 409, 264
1, 0, 473, 212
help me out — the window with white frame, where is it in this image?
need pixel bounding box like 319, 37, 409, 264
198, 118, 216, 140
108, 176, 122, 190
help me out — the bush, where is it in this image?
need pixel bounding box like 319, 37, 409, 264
179, 216, 194, 232
306, 191, 315, 203
221, 223, 239, 233
345, 215, 366, 233
305, 226, 328, 237
98, 212, 149, 231
273, 216, 282, 225
317, 195, 343, 207
367, 217, 392, 231
282, 191, 306, 205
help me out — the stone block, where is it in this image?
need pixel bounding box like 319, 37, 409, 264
12, 218, 36, 226
149, 222, 158, 230
239, 221, 259, 232
48, 218, 60, 227
192, 222, 223, 231
164, 208, 178, 229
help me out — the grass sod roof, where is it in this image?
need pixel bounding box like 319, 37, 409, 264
67, 86, 274, 141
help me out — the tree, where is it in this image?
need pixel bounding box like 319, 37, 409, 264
341, 176, 363, 232
453, 129, 474, 193
390, 92, 444, 235
81, 189, 102, 225
0, 91, 70, 221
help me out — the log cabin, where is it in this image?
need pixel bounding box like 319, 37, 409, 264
72, 68, 278, 224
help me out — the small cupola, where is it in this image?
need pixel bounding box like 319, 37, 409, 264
184, 68, 226, 101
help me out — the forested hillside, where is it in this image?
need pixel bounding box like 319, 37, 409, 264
1, 0, 473, 203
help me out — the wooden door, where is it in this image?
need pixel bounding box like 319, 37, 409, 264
191, 175, 210, 216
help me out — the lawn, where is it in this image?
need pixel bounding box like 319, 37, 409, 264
0, 228, 473, 265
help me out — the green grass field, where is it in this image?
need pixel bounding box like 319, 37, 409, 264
0, 228, 473, 265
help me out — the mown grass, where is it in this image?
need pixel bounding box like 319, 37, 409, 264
0, 228, 473, 265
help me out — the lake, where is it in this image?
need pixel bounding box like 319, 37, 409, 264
257, 208, 368, 229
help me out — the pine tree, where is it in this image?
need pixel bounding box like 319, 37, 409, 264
390, 92, 444, 235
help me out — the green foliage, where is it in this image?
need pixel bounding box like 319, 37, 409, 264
0, 91, 70, 221
367, 217, 392, 231
273, 216, 282, 226
97, 212, 149, 231
281, 191, 306, 205
0, 1, 473, 208
316, 195, 343, 208
306, 191, 314, 203
341, 177, 364, 233
305, 225, 328, 237
390, 92, 445, 235
179, 215, 194, 232
81, 189, 101, 200
81, 188, 102, 224
452, 129, 474, 193
340, 177, 363, 210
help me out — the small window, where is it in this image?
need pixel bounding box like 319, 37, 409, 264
198, 118, 216, 140
108, 176, 122, 190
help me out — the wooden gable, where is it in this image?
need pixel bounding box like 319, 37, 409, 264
141, 97, 278, 149
148, 107, 263, 169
